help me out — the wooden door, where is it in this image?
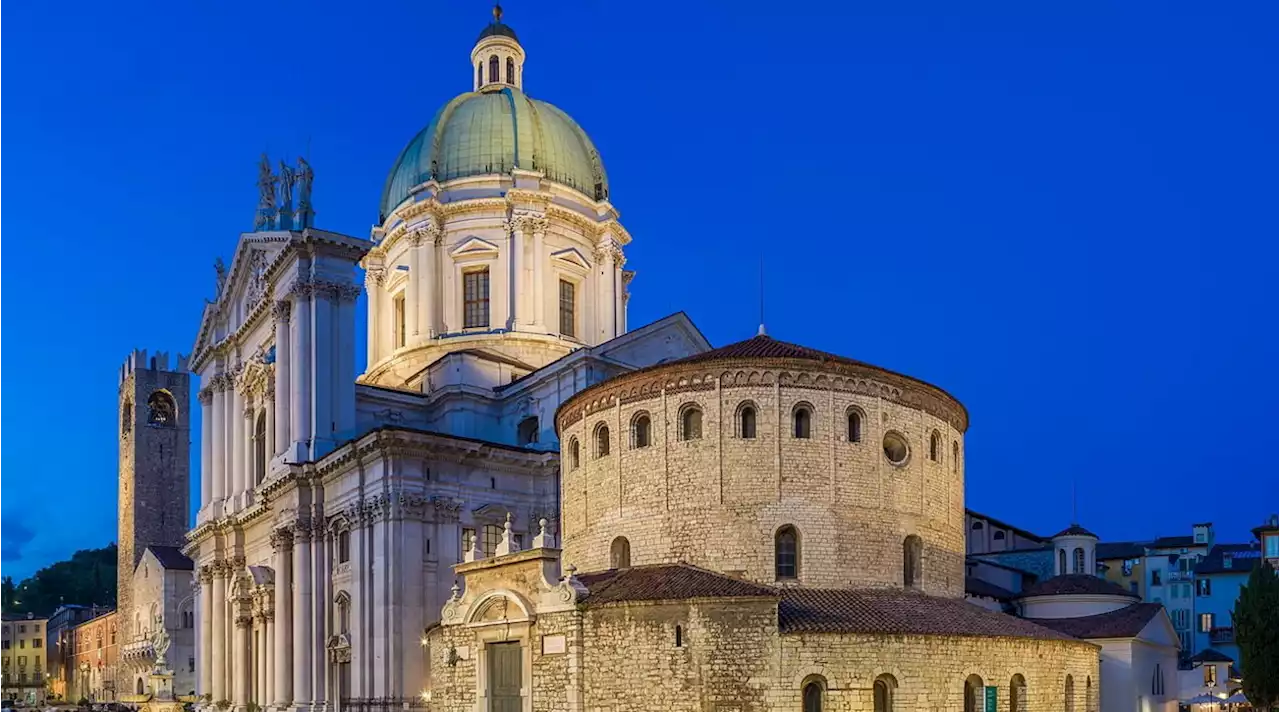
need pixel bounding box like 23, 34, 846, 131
487, 642, 522, 712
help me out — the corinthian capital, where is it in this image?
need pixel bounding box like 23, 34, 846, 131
272, 299, 292, 323
511, 212, 548, 235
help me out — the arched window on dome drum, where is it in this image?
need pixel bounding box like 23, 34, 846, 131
802, 677, 825, 712
738, 403, 757, 439
993, 530, 1006, 541
1065, 674, 1075, 712
929, 431, 941, 461
506, 57, 515, 84
631, 413, 651, 449
873, 674, 896, 712
594, 424, 611, 458
965, 675, 984, 712
953, 440, 960, 471
793, 405, 812, 439
477, 62, 483, 88
610, 536, 631, 569
971, 520, 984, 531
488, 54, 499, 83
136, 679, 144, 696
679, 405, 702, 441
254, 411, 267, 485
1073, 547, 1086, 574
1009, 674, 1027, 712
568, 438, 580, 470
847, 408, 862, 442
775, 525, 798, 579
1058, 548, 1067, 575
903, 535, 923, 588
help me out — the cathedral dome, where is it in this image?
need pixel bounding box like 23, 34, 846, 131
379, 88, 608, 221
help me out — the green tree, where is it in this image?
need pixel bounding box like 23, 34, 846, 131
3, 544, 118, 617
1234, 559, 1278, 710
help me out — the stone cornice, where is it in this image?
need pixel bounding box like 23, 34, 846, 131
556, 358, 969, 434
313, 426, 558, 482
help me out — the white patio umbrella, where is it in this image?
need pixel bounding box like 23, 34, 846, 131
1184, 693, 1224, 705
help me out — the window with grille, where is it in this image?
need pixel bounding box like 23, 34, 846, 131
483, 524, 503, 557
559, 280, 576, 337
464, 269, 490, 328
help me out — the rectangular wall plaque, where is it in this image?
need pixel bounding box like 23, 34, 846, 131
542, 634, 566, 655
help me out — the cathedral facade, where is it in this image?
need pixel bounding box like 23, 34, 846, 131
184, 9, 1101, 712
184, 8, 704, 712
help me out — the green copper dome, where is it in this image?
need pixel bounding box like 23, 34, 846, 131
380, 87, 608, 221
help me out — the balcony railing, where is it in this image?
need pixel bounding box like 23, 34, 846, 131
1168, 570, 1195, 582
1210, 626, 1235, 644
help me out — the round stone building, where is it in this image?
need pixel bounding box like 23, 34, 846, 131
555, 333, 969, 596
388, 9, 1106, 712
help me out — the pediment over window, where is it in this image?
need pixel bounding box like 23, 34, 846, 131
472, 503, 512, 523
551, 247, 590, 271
450, 237, 500, 259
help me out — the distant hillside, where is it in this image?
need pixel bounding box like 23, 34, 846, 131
1, 544, 118, 617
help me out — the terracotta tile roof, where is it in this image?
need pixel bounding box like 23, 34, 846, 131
1025, 603, 1164, 639
669, 334, 872, 367
1150, 535, 1196, 549
579, 563, 778, 605
777, 588, 1077, 640
1189, 648, 1235, 663
1097, 542, 1147, 560
965, 577, 1017, 601
1051, 524, 1098, 539
1195, 544, 1262, 575
1017, 574, 1138, 599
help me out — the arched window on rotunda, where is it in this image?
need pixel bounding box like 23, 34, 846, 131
610, 536, 630, 569
903, 535, 923, 588
793, 404, 812, 439
488, 54, 499, 83
874, 674, 896, 712
1009, 674, 1027, 712
802, 676, 826, 712
965, 675, 984, 712
775, 525, 799, 580
737, 402, 756, 439
594, 423, 610, 458
631, 413, 651, 449
679, 405, 702, 441
846, 407, 863, 442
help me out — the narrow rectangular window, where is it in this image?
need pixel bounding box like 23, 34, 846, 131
464, 268, 490, 329
393, 292, 406, 348
559, 279, 576, 338
1199, 613, 1213, 633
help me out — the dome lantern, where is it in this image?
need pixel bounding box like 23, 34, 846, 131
471, 4, 525, 92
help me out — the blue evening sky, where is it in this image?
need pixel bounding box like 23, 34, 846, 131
2, 1, 1274, 578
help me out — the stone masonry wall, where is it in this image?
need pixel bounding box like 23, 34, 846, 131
581, 599, 778, 712
559, 364, 966, 595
